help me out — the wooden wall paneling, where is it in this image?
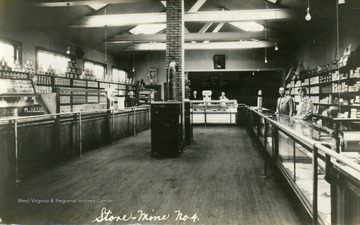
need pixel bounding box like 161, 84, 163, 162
128, 112, 135, 137
0, 122, 16, 225
17, 122, 53, 179
107, 110, 113, 144
136, 111, 148, 133
81, 115, 108, 152
113, 113, 131, 141
58, 120, 76, 158
0, 123, 16, 183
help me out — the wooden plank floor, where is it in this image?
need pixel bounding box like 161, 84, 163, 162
7, 126, 306, 225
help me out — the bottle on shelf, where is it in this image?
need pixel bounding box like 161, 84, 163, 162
257, 90, 262, 109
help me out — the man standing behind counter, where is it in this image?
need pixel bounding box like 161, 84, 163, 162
275, 87, 294, 117
125, 91, 139, 107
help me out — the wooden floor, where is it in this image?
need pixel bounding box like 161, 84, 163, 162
7, 126, 306, 225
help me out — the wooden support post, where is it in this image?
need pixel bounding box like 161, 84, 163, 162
14, 119, 20, 183
79, 112, 83, 157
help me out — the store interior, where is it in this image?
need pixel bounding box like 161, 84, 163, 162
0, 1, 360, 225
0, 0, 359, 104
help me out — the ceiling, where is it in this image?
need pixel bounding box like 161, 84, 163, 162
1, 0, 359, 59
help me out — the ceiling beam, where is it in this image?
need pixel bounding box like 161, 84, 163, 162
108, 31, 279, 43
23, 0, 159, 7
188, 0, 207, 13
70, 9, 298, 28
124, 41, 275, 51
186, 9, 297, 23
212, 23, 225, 33
87, 4, 108, 10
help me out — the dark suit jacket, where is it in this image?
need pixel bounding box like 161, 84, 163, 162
125, 97, 139, 107
276, 96, 294, 116
190, 94, 199, 100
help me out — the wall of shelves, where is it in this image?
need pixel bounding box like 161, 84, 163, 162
286, 65, 360, 118
0, 70, 137, 116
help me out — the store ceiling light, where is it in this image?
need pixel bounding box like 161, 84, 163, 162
129, 24, 166, 35
305, 0, 311, 21
229, 21, 264, 32
126, 40, 274, 51
338, 0, 345, 4
266, 0, 278, 4
70, 9, 296, 28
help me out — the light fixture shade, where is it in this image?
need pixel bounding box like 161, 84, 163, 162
305, 9, 311, 21
274, 43, 279, 51
266, 0, 278, 3
305, 0, 311, 21
66, 46, 70, 54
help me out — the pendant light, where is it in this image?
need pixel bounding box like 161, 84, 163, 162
305, 0, 311, 21
104, 8, 107, 62
264, 21, 268, 64
274, 9, 279, 52
252, 49, 255, 76
132, 42, 135, 73
147, 50, 150, 76
66, 2, 70, 54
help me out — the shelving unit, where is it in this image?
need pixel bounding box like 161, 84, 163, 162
138, 85, 161, 105
55, 87, 107, 113
139, 89, 152, 104
0, 71, 49, 117
286, 64, 360, 119
1, 70, 137, 116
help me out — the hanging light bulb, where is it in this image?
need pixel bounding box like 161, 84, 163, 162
104, 9, 107, 62
274, 43, 279, 51
132, 42, 135, 73
252, 49, 255, 76
305, 0, 311, 21
264, 21, 268, 64
66, 2, 70, 54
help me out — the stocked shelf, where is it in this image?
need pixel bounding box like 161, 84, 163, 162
0, 70, 137, 116
55, 87, 107, 113
286, 64, 360, 119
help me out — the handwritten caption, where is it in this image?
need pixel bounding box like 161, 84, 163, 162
92, 207, 200, 223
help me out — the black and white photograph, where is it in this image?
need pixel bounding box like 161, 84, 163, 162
1, 0, 360, 225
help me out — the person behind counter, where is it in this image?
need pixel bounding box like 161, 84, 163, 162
294, 88, 313, 120
219, 91, 228, 100
125, 91, 139, 107
190, 90, 199, 100
275, 87, 293, 117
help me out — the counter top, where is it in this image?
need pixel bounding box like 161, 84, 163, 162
251, 107, 332, 148
0, 106, 150, 125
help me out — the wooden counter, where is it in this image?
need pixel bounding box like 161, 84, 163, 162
0, 107, 150, 182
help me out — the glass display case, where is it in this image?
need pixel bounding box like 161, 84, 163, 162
246, 107, 359, 225
191, 100, 237, 125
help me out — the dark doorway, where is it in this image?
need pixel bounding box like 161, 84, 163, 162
188, 70, 283, 111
